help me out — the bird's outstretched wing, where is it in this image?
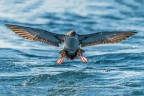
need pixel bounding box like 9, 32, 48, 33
78, 31, 136, 47
6, 24, 65, 47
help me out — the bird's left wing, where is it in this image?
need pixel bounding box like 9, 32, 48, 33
78, 31, 136, 47
6, 24, 65, 47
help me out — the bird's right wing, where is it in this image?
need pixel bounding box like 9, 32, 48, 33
78, 31, 136, 47
6, 24, 65, 47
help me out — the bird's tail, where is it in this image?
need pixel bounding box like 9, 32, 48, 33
59, 49, 84, 60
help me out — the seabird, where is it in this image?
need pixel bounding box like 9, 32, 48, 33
6, 24, 136, 64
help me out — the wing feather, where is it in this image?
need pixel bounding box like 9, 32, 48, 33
6, 24, 65, 47
79, 32, 136, 47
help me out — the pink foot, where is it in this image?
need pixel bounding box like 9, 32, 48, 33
80, 56, 88, 63
57, 57, 64, 64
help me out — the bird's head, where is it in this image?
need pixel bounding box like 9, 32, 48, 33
66, 30, 78, 38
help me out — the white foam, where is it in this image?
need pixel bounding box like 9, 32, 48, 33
109, 71, 143, 79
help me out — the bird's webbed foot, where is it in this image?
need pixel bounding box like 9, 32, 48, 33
80, 56, 88, 63
57, 57, 64, 64
76, 49, 88, 63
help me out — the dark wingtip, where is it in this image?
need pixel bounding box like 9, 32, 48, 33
5, 24, 13, 28
126, 31, 137, 36
5, 24, 21, 28
5, 24, 9, 26
130, 32, 137, 36
132, 32, 137, 34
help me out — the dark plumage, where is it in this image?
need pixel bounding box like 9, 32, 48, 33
6, 24, 137, 64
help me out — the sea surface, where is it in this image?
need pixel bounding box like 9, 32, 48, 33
0, 0, 144, 96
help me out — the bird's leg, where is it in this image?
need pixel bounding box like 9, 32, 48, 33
80, 55, 88, 63
57, 57, 64, 64
57, 50, 66, 64
76, 49, 87, 63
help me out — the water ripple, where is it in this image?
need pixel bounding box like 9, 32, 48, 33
0, 0, 144, 95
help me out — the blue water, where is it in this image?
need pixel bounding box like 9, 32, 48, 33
0, 0, 144, 96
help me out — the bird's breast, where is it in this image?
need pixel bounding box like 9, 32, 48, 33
64, 37, 80, 49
